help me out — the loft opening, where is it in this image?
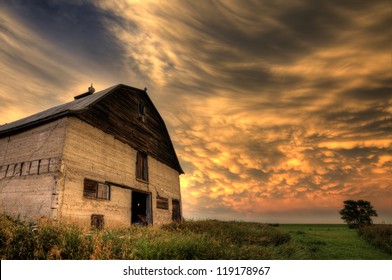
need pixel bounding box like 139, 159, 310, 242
136, 151, 148, 182
138, 102, 146, 122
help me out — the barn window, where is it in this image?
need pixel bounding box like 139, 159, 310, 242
156, 195, 169, 210
138, 102, 146, 122
83, 179, 110, 200
91, 214, 104, 229
136, 151, 148, 182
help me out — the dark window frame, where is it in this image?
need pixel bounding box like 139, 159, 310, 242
136, 151, 148, 182
83, 179, 110, 200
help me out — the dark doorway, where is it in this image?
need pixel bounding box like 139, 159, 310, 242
131, 191, 152, 225
172, 199, 181, 222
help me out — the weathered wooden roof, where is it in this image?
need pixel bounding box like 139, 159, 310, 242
0, 84, 184, 174
0, 84, 118, 135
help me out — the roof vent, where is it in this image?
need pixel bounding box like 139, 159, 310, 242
88, 83, 95, 94
74, 83, 95, 100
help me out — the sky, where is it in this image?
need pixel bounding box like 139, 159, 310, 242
0, 0, 391, 224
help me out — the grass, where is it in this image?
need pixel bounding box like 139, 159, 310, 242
279, 224, 392, 260
1, 214, 390, 260
0, 215, 306, 260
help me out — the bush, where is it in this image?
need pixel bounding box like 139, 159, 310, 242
358, 225, 392, 254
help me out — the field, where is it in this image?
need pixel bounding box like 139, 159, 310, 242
279, 224, 392, 259
0, 214, 391, 260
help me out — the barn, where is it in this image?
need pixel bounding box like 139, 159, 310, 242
0, 84, 184, 228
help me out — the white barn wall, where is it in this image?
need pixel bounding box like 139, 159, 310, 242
60, 117, 181, 228
0, 119, 67, 220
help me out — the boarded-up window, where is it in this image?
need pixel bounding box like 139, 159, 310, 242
39, 159, 50, 174
91, 214, 104, 229
30, 160, 39, 175
49, 158, 59, 172
136, 151, 148, 182
0, 165, 7, 179
83, 179, 110, 200
5, 164, 15, 178
14, 163, 22, 176
156, 195, 169, 210
21, 162, 30, 176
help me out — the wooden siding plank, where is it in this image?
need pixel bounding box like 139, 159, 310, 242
77, 88, 181, 172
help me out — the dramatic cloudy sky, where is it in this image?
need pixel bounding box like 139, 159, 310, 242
1, 0, 391, 223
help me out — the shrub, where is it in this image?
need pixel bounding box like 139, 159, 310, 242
358, 225, 392, 254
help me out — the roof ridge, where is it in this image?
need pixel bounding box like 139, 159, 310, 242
0, 84, 121, 135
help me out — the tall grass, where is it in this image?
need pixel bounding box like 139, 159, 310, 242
0, 215, 307, 260
358, 225, 392, 254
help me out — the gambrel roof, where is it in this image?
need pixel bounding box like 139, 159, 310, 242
0, 84, 184, 174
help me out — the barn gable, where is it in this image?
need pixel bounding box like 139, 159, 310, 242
0, 84, 183, 174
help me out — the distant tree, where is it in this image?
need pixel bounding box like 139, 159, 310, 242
339, 200, 378, 228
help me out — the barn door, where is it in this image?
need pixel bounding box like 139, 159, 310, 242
131, 190, 152, 225
172, 199, 181, 222
146, 194, 152, 225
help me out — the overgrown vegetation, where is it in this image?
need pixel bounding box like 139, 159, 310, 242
0, 215, 306, 260
1, 215, 390, 260
358, 225, 392, 254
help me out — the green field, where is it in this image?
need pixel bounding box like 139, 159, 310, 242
0, 214, 391, 260
279, 224, 392, 260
